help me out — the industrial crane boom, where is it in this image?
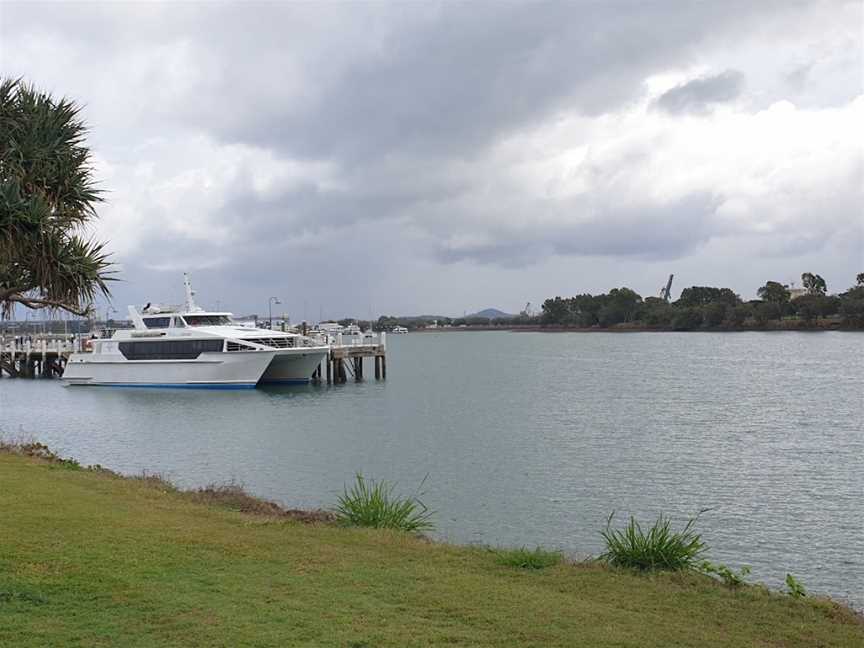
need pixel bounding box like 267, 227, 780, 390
660, 274, 674, 302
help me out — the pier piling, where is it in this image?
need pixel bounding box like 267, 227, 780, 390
320, 330, 386, 386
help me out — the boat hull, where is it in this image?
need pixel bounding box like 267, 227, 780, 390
62, 350, 276, 388
259, 348, 329, 385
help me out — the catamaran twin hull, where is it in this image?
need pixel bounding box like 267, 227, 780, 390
63, 274, 332, 389
63, 348, 328, 389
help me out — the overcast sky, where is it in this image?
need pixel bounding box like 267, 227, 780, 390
2, 1, 862, 319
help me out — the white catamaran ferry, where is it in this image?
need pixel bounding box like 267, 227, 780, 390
63, 276, 329, 389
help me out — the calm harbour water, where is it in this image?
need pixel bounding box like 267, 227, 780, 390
1, 331, 862, 608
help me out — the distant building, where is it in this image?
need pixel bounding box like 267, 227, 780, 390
788, 287, 807, 300
318, 322, 344, 334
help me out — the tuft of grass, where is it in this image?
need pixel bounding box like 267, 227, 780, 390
786, 573, 807, 598
699, 561, 751, 587
495, 546, 563, 570
600, 511, 707, 572
0, 588, 48, 606
335, 473, 434, 533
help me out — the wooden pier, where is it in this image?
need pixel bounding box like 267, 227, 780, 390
311, 332, 387, 384
0, 336, 77, 379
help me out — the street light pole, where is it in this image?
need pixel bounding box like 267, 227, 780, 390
268, 297, 281, 329
104, 305, 117, 333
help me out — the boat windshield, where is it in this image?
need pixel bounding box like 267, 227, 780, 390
183, 315, 233, 326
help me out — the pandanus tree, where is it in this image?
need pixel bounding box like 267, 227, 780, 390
0, 78, 113, 317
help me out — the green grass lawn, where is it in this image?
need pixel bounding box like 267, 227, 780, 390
1, 452, 861, 647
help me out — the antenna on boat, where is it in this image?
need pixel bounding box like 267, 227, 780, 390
183, 273, 201, 313
127, 305, 145, 329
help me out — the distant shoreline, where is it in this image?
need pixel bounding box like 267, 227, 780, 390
411, 322, 859, 333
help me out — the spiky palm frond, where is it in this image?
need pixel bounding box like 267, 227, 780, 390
0, 77, 113, 316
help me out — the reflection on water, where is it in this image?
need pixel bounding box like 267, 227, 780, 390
1, 331, 862, 608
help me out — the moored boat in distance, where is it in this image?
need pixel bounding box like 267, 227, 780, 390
391, 326, 408, 334
62, 275, 329, 389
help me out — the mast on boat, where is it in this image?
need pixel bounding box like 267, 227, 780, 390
184, 273, 203, 313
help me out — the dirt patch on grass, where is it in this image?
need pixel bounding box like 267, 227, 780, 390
817, 599, 864, 627
186, 483, 335, 523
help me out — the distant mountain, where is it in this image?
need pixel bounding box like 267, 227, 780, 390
468, 308, 514, 319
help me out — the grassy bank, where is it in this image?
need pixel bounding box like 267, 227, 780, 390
1, 450, 861, 647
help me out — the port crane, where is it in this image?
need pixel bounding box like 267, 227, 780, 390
659, 274, 674, 302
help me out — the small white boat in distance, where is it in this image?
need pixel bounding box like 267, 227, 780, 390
63, 275, 329, 389
392, 326, 408, 334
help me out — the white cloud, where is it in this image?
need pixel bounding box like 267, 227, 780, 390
407, 91, 863, 265
92, 135, 339, 262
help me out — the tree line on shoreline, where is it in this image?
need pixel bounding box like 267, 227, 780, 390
537, 273, 864, 330
369, 273, 864, 331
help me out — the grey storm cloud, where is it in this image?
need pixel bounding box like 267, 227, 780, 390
182, 3, 764, 159
437, 193, 723, 266
654, 70, 745, 115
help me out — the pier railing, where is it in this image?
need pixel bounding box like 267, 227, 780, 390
1, 335, 83, 354
309, 330, 386, 349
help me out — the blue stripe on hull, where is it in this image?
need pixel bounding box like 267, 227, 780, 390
76, 383, 257, 390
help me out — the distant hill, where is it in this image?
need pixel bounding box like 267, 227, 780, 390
468, 308, 514, 320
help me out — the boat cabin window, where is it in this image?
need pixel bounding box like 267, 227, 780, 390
172, 317, 186, 328
183, 315, 232, 326
118, 339, 224, 360
143, 317, 171, 329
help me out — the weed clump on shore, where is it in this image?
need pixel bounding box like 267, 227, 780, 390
600, 512, 707, 572
495, 546, 563, 570
335, 473, 434, 533
601, 512, 760, 590
787, 573, 808, 598
699, 560, 751, 587
0, 441, 81, 470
